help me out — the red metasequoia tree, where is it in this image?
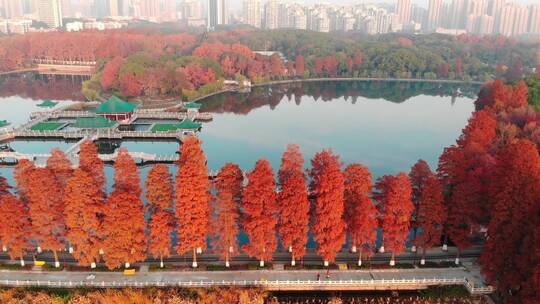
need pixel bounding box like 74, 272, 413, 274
309, 150, 346, 266
242, 159, 278, 267
277, 145, 309, 266
175, 136, 211, 267
374, 173, 413, 265
480, 139, 540, 303
102, 190, 147, 269
25, 167, 65, 267
410, 161, 446, 264
13, 159, 35, 200
409, 160, 433, 246
212, 163, 243, 267
102, 150, 146, 269
63, 169, 103, 268
145, 164, 174, 268
78, 140, 105, 188
113, 148, 142, 196
343, 163, 377, 266
77, 140, 106, 248
47, 148, 73, 190
0, 193, 31, 266
438, 109, 497, 263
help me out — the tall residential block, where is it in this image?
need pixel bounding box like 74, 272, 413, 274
38, 0, 63, 28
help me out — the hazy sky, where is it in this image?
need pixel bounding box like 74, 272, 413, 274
227, 0, 539, 10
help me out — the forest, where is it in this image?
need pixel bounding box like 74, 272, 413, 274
1, 29, 539, 101
0, 78, 539, 303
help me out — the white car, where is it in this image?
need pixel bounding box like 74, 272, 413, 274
86, 274, 95, 280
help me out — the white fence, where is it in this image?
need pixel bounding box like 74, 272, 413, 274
0, 277, 493, 294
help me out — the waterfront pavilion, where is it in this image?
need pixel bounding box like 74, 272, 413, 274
37, 99, 59, 108
92, 96, 137, 121
184, 102, 202, 116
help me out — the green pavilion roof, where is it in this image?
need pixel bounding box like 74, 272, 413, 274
184, 102, 202, 109
72, 116, 116, 129
92, 96, 137, 114
30, 122, 64, 131
0, 120, 10, 128
151, 124, 179, 132
176, 119, 202, 130
150, 119, 202, 132
37, 99, 59, 107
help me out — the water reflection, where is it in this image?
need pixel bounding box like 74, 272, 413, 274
0, 72, 86, 101
201, 80, 479, 115
199, 81, 478, 177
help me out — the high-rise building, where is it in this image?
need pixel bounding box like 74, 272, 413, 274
37, 0, 63, 28
411, 4, 427, 24
109, 0, 119, 17
60, 0, 71, 17
163, 0, 177, 21
498, 2, 528, 36
396, 0, 411, 24
265, 0, 279, 29
182, 0, 203, 20
448, 0, 467, 28
243, 0, 261, 28
488, 0, 504, 30
207, 0, 228, 29
1, 0, 24, 19
529, 4, 540, 34
426, 0, 443, 30
140, 0, 160, 20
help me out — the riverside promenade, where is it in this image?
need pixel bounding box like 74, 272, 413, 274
0, 267, 493, 294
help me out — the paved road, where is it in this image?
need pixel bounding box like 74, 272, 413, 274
0, 246, 481, 267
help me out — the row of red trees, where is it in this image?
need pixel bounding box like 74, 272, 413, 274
0, 137, 447, 270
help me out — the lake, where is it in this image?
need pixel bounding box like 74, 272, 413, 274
0, 77, 478, 186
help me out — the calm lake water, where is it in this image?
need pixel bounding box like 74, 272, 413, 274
0, 77, 478, 186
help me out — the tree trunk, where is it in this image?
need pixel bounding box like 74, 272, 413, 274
420, 247, 426, 265
358, 248, 363, 266
53, 250, 60, 268
192, 248, 198, 268
389, 252, 395, 266
160, 255, 164, 268
291, 251, 295, 266
455, 248, 461, 265
442, 234, 448, 251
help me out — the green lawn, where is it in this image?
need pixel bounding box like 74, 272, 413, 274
30, 122, 64, 131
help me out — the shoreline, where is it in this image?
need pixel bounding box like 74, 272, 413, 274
189, 77, 483, 104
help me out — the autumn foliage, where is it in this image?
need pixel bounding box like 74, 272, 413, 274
480, 139, 540, 300
175, 137, 211, 265
409, 160, 445, 259
146, 164, 174, 264
277, 145, 310, 262
242, 159, 278, 264
309, 150, 346, 264
102, 149, 146, 269
63, 169, 103, 267
212, 163, 244, 264
343, 164, 377, 258
374, 173, 413, 261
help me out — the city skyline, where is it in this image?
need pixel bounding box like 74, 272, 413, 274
1, 0, 539, 37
